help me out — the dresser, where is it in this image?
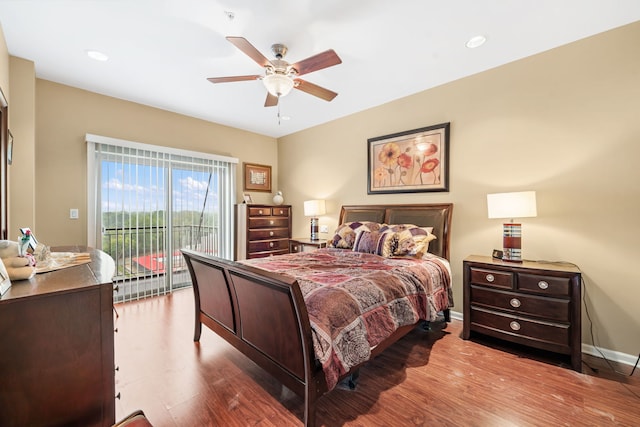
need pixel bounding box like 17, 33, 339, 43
462, 255, 582, 371
0, 247, 116, 426
235, 204, 292, 260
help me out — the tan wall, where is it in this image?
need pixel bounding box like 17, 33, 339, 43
278, 22, 640, 356
35, 80, 277, 245
8, 57, 36, 240
0, 23, 8, 97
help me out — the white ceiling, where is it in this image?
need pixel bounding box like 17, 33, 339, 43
1, 1, 639, 138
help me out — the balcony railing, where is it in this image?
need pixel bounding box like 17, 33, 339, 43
103, 224, 218, 302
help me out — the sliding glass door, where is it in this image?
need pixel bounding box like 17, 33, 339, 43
87, 135, 236, 302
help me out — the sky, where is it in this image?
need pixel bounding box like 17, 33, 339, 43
101, 160, 219, 213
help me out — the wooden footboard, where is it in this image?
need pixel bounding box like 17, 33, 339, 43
181, 249, 326, 427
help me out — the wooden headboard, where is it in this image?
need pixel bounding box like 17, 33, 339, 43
338, 203, 453, 260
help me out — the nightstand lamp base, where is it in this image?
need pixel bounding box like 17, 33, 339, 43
502, 222, 522, 262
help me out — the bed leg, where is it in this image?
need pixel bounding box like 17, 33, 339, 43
443, 309, 451, 323
347, 370, 359, 390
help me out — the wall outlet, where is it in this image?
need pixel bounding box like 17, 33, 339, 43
319, 225, 329, 233
70, 208, 79, 219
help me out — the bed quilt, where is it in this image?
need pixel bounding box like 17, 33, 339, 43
240, 248, 452, 390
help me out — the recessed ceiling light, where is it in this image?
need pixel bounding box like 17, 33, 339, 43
465, 35, 487, 49
86, 50, 109, 61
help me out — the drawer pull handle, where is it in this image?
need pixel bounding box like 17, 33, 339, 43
259, 209, 263, 215
485, 274, 495, 282
510, 321, 521, 331
269, 220, 274, 225
269, 242, 274, 248
269, 231, 274, 236
279, 210, 284, 214
538, 281, 549, 290
510, 298, 521, 308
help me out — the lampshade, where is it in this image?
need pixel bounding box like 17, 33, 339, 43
487, 191, 537, 220
304, 200, 326, 217
263, 73, 294, 97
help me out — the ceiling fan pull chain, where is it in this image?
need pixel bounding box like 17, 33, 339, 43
277, 97, 281, 125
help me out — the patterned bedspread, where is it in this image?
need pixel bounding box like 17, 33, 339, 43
240, 248, 452, 390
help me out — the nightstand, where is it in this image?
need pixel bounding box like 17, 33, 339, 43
289, 238, 327, 253
462, 255, 582, 371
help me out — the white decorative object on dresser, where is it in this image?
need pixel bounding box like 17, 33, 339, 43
235, 204, 291, 260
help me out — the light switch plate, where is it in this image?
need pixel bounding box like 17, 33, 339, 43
70, 208, 79, 219
320, 225, 329, 233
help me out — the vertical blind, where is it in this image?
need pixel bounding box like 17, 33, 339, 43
86, 134, 237, 302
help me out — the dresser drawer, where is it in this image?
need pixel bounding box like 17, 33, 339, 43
517, 273, 571, 296
469, 267, 514, 289
249, 239, 289, 253
470, 285, 570, 322
271, 207, 290, 216
470, 307, 571, 353
249, 228, 290, 240
248, 217, 290, 229
247, 249, 289, 259
248, 207, 273, 216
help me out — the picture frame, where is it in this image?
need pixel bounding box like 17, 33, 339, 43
243, 162, 272, 192
0, 257, 11, 296
242, 193, 253, 204
367, 122, 450, 194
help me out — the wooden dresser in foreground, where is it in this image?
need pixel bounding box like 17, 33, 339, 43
0, 247, 116, 427
463, 255, 582, 371
235, 204, 292, 260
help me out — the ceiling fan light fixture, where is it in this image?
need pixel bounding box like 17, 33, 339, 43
263, 73, 294, 97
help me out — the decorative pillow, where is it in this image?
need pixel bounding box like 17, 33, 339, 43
352, 230, 382, 254
376, 230, 399, 257
394, 228, 437, 257
328, 222, 384, 249
374, 225, 437, 258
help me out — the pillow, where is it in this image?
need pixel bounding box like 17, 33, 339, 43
352, 230, 382, 254
394, 228, 437, 258
376, 225, 437, 258
328, 221, 384, 249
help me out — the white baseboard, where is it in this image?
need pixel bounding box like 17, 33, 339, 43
449, 310, 463, 321
582, 343, 639, 368
447, 310, 639, 368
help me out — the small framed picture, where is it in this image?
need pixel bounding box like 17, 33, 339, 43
243, 162, 272, 192
242, 193, 253, 204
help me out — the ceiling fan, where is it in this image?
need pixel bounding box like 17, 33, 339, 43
207, 36, 342, 107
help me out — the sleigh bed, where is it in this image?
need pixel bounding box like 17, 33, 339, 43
181, 203, 453, 427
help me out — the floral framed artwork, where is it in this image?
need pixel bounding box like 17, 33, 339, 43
243, 162, 272, 192
367, 122, 450, 194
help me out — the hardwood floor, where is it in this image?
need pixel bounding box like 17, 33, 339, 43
114, 289, 640, 426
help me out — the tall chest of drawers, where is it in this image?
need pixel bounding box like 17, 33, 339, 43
235, 204, 292, 260
462, 255, 582, 371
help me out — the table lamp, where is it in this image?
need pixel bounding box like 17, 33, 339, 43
303, 200, 326, 241
487, 191, 537, 262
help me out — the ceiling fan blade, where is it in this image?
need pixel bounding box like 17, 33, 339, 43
294, 79, 338, 102
291, 49, 342, 76
226, 36, 272, 68
264, 93, 278, 107
207, 75, 261, 84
